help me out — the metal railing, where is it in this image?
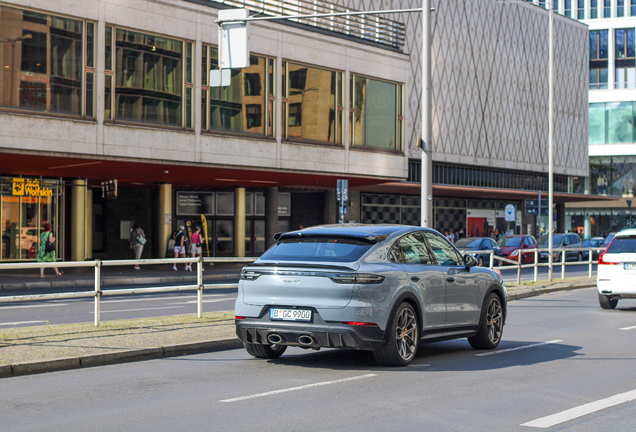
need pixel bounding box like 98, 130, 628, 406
462, 247, 606, 285
0, 257, 255, 327
214, 0, 406, 47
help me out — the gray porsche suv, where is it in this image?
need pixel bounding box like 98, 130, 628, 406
234, 224, 506, 366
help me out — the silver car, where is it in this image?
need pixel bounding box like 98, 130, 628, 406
234, 224, 507, 366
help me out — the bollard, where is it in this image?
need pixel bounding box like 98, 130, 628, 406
489, 251, 494, 269
589, 248, 593, 279
517, 256, 521, 285
197, 256, 203, 318
534, 249, 538, 282
94, 260, 102, 327
561, 249, 566, 280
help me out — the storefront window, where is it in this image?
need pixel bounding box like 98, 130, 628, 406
282, 62, 343, 144
0, 6, 95, 117
114, 28, 188, 127
201, 46, 272, 137
606, 102, 633, 143
350, 74, 403, 152
589, 103, 605, 144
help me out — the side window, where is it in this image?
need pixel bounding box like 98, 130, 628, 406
563, 236, 570, 246
423, 232, 463, 266
490, 239, 497, 248
523, 237, 530, 247
397, 233, 434, 265
570, 234, 580, 245
388, 242, 401, 263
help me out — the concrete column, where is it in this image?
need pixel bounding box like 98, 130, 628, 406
71, 179, 86, 261
158, 183, 172, 258
609, 26, 616, 89
556, 203, 566, 232
584, 214, 592, 238
324, 190, 337, 224
584, 176, 591, 194
234, 187, 246, 257
265, 187, 278, 249
85, 188, 93, 260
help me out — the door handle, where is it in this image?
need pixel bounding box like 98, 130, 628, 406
411, 276, 420, 282
446, 277, 455, 283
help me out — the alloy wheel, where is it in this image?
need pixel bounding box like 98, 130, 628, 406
486, 296, 503, 344
395, 307, 418, 362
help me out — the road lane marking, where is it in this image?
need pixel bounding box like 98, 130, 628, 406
521, 388, 636, 428
619, 325, 636, 330
185, 298, 234, 304
220, 374, 377, 403
0, 303, 69, 309
0, 320, 47, 326
90, 306, 185, 314
475, 340, 563, 357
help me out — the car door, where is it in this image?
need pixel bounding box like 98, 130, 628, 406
423, 231, 481, 327
568, 234, 581, 260
390, 232, 446, 330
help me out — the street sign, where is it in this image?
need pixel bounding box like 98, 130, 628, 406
524, 198, 549, 215
525, 207, 550, 216
504, 204, 515, 222
218, 9, 250, 69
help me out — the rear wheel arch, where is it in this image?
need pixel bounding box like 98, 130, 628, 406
384, 292, 422, 339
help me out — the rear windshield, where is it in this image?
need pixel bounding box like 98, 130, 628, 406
606, 236, 636, 254
497, 237, 521, 247
582, 239, 601, 247
260, 237, 374, 262
537, 234, 564, 246
455, 238, 481, 248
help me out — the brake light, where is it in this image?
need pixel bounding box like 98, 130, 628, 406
235, 316, 247, 320
343, 322, 378, 326
598, 252, 617, 265
330, 273, 385, 284
240, 270, 261, 280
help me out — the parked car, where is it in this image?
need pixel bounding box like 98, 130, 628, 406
455, 237, 503, 267
496, 234, 537, 264
234, 224, 507, 366
581, 237, 604, 261
597, 228, 636, 309
537, 233, 583, 261
603, 232, 617, 247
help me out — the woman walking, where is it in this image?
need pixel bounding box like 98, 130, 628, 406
186, 226, 204, 272
37, 223, 62, 278
129, 223, 146, 270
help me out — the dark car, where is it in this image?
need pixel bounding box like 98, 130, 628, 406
496, 234, 537, 264
455, 237, 503, 267
581, 237, 604, 261
537, 233, 583, 261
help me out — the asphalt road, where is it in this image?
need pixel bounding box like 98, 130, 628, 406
0, 264, 596, 328
2, 287, 636, 431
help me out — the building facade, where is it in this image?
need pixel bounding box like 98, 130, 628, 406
0, 0, 589, 261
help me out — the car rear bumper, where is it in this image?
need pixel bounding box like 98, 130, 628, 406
597, 279, 636, 296
235, 318, 386, 351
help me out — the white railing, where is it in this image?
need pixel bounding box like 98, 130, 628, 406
0, 257, 255, 327
462, 247, 606, 284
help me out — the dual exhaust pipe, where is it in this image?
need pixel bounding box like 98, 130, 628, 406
267, 333, 316, 346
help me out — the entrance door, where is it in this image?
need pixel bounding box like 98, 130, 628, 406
1, 196, 19, 260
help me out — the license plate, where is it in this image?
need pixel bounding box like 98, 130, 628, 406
624, 263, 636, 270
270, 308, 312, 322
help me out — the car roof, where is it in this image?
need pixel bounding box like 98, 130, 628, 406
501, 234, 525, 238
615, 228, 636, 238
278, 224, 422, 241
462, 237, 491, 241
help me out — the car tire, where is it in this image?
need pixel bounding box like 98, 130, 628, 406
244, 342, 287, 359
468, 293, 504, 350
373, 302, 419, 367
478, 256, 484, 267
598, 293, 618, 310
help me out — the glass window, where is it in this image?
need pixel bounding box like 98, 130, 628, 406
606, 102, 633, 143
632, 0, 636, 16
215, 220, 233, 253
216, 192, 234, 216
565, 0, 571, 17
260, 236, 374, 262
590, 104, 606, 144
423, 232, 462, 266
282, 62, 342, 144
590, 32, 598, 59
114, 29, 183, 127
0, 6, 87, 116
617, 30, 626, 58
397, 233, 434, 265
351, 74, 402, 152
618, 0, 625, 17
591, 0, 598, 18
604, 0, 611, 17
578, 0, 585, 18
254, 220, 265, 253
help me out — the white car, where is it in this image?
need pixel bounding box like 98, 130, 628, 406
597, 228, 636, 309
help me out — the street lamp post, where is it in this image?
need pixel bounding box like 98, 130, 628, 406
547, 1, 554, 281
421, 0, 433, 228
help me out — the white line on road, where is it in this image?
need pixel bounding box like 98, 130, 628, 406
220, 374, 377, 403
90, 306, 185, 314
619, 325, 636, 330
0, 303, 69, 309
0, 320, 47, 326
521, 389, 636, 428
185, 298, 234, 304
475, 340, 563, 357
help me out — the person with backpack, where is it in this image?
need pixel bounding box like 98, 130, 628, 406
186, 226, 204, 272
37, 223, 62, 278
129, 223, 146, 270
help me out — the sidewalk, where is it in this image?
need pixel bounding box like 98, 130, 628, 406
0, 277, 597, 379
0, 262, 244, 291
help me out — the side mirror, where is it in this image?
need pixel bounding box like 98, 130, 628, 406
464, 255, 478, 268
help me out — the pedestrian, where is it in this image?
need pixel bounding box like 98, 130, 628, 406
458, 227, 465, 239
186, 226, 204, 272
129, 223, 146, 270
453, 228, 459, 243
173, 225, 186, 271
493, 228, 500, 239
37, 222, 62, 278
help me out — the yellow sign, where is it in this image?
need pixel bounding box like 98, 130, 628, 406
12, 178, 53, 197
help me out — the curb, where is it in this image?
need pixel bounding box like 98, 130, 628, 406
1, 338, 243, 379
0, 284, 596, 379
0, 273, 238, 291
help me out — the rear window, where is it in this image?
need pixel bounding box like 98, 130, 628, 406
498, 237, 521, 247
606, 236, 636, 254
260, 237, 374, 262
455, 238, 481, 248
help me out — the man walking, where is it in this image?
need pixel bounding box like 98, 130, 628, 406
173, 225, 186, 271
